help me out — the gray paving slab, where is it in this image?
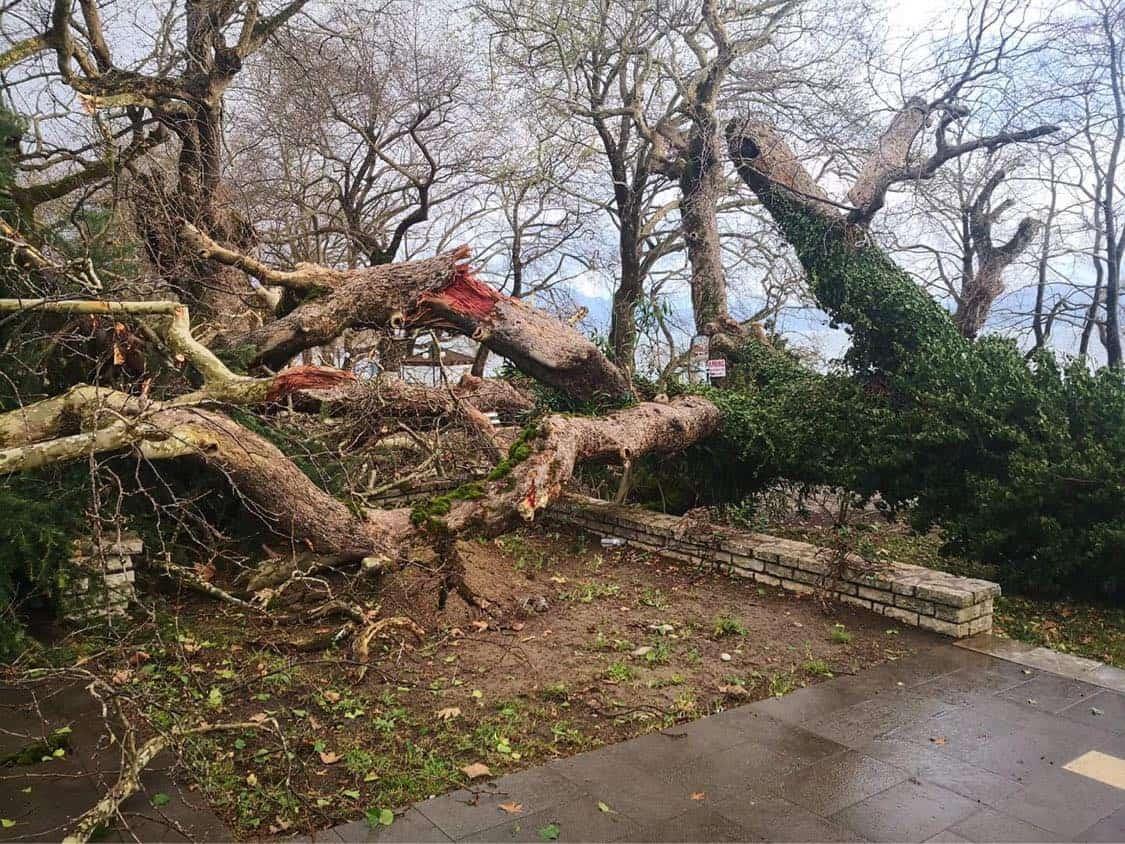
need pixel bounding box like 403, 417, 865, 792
830, 779, 981, 843
803, 691, 951, 748
984, 772, 1125, 839
855, 737, 1023, 805
957, 635, 1125, 694
997, 673, 1105, 714
1077, 806, 1125, 842
334, 808, 453, 842
623, 806, 751, 842
710, 794, 865, 842
459, 793, 644, 842
945, 808, 1058, 843
1058, 689, 1125, 733
415, 767, 584, 840
765, 749, 909, 816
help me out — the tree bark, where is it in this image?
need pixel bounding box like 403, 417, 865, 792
186, 228, 632, 403
952, 170, 1041, 339
681, 124, 733, 339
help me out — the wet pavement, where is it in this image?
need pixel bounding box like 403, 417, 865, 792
0, 679, 231, 842
5, 636, 1124, 842
327, 637, 1125, 843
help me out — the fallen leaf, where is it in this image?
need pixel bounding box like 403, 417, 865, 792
471, 620, 489, 631
498, 801, 523, 814
460, 762, 491, 779
717, 685, 751, 698
365, 808, 394, 828
248, 712, 269, 723
111, 669, 132, 685
246, 773, 259, 786
193, 562, 216, 583
631, 646, 653, 657
319, 751, 341, 764
511, 622, 525, 632
597, 801, 613, 813
1, 819, 15, 829
323, 690, 341, 703
691, 792, 706, 801
436, 707, 462, 721
127, 650, 151, 666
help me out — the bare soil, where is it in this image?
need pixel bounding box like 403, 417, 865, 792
2, 525, 935, 839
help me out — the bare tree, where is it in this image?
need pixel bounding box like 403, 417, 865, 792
479, 0, 693, 370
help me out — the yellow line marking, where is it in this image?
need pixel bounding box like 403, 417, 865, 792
1063, 751, 1125, 790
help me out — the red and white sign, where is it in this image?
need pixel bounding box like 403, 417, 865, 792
706, 359, 727, 379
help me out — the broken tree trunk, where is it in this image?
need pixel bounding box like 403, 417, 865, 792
184, 227, 631, 403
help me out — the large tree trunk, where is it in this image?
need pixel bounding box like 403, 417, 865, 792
681, 125, 732, 339
186, 229, 632, 403
609, 217, 643, 373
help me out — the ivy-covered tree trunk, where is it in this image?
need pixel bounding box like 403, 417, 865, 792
726, 124, 965, 377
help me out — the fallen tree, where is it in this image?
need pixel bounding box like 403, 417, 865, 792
705, 109, 1125, 601
0, 286, 718, 582
182, 226, 632, 404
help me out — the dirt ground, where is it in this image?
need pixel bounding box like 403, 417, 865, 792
1, 524, 934, 840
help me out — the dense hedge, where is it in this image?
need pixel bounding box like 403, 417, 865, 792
681, 198, 1125, 602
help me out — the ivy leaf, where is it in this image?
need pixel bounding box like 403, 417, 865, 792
365, 808, 394, 828
151, 793, 171, 808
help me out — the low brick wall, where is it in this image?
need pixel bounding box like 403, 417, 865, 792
547, 496, 999, 639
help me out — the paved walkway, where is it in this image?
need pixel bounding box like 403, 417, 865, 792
0, 680, 231, 843
325, 637, 1125, 843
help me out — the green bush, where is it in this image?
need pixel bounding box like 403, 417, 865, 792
659, 195, 1125, 603
0, 470, 90, 659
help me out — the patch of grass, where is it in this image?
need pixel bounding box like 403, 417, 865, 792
549, 721, 583, 746
646, 674, 684, 689
343, 748, 377, 778
604, 661, 635, 683
641, 641, 671, 666
994, 596, 1125, 669
829, 624, 852, 645
767, 672, 798, 697
712, 614, 747, 638
640, 587, 667, 609
541, 682, 569, 702
802, 658, 833, 678
562, 581, 621, 603
589, 631, 633, 652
